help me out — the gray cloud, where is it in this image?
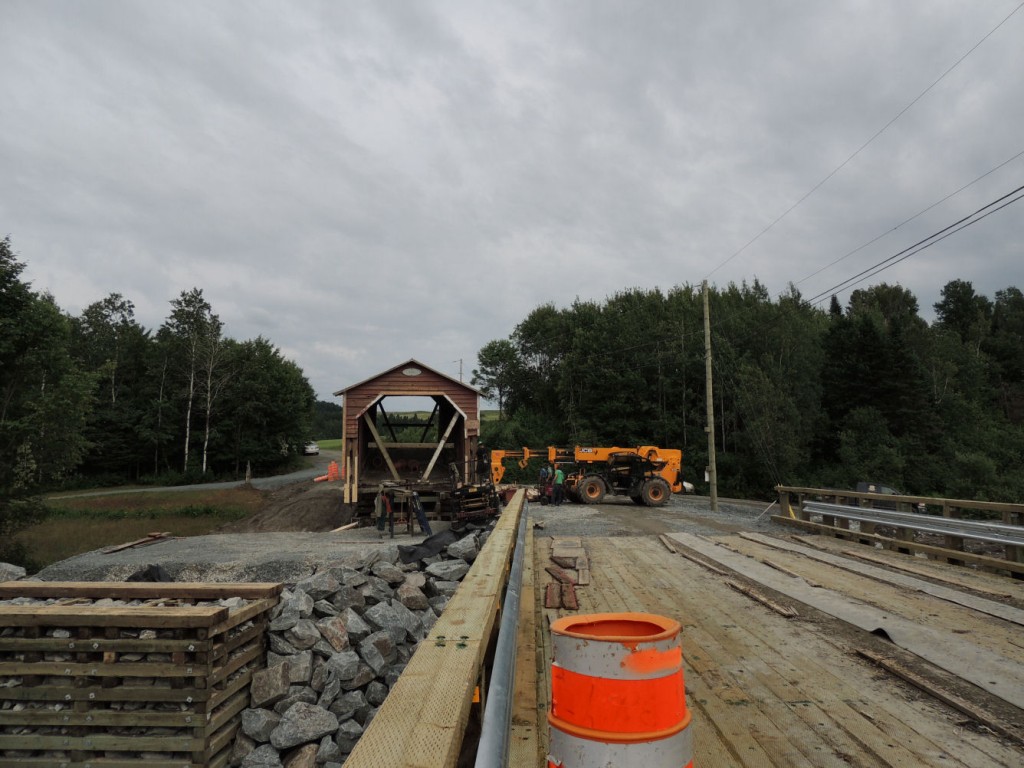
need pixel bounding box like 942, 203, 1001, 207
2, 0, 1022, 399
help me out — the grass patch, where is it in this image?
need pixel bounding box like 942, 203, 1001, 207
316, 438, 343, 450
15, 487, 265, 572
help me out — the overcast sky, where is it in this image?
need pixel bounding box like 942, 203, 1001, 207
2, 1, 1022, 401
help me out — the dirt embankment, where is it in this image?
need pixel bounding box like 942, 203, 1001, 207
218, 480, 355, 533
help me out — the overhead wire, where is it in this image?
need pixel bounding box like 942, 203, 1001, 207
804, 182, 1024, 306
490, 7, 1024, 381
702, 0, 1024, 281
795, 147, 1024, 288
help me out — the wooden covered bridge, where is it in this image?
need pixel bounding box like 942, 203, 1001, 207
333, 359, 484, 507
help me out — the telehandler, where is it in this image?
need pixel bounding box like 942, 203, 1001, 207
489, 445, 689, 507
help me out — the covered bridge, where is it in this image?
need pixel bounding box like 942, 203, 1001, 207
333, 359, 482, 505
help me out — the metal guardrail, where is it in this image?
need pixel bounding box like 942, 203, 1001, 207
803, 502, 1024, 547
474, 501, 529, 768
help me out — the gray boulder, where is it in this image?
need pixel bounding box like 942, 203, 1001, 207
389, 599, 425, 641
358, 631, 396, 676
270, 702, 338, 750
363, 602, 408, 645
250, 662, 291, 709
284, 650, 313, 684
294, 571, 340, 601
370, 559, 406, 585
316, 615, 350, 652
340, 663, 375, 691
241, 708, 281, 742
428, 580, 460, 598
241, 743, 283, 768
272, 686, 316, 715
446, 535, 479, 563
396, 583, 429, 611
359, 575, 394, 604
341, 608, 371, 642
317, 734, 343, 764
425, 559, 470, 582
335, 718, 364, 753
328, 690, 367, 721
365, 680, 389, 707
0, 563, 26, 581
285, 619, 320, 651
313, 598, 339, 617
329, 584, 365, 612
325, 650, 361, 681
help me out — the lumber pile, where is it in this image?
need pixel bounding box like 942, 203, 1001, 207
0, 581, 281, 768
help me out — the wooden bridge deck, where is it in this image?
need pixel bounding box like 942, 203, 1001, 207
347, 496, 1024, 766
523, 523, 1024, 767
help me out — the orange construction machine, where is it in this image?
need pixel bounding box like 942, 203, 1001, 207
490, 446, 688, 507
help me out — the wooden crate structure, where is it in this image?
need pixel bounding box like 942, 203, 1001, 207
0, 582, 282, 768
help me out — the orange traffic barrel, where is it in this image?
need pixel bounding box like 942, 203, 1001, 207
327, 460, 340, 481
548, 612, 692, 767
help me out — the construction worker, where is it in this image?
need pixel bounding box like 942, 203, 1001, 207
411, 491, 433, 536
375, 488, 388, 532
552, 465, 565, 506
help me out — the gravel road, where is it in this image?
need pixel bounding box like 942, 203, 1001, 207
30, 488, 782, 584
527, 493, 788, 539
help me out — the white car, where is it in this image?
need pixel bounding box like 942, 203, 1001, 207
303, 442, 320, 455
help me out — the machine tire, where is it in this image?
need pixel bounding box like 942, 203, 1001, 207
577, 476, 607, 504
641, 478, 671, 507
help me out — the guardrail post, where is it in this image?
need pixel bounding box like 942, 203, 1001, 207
942, 503, 965, 566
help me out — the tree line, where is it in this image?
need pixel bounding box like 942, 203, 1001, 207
472, 279, 1024, 502
1, 236, 316, 543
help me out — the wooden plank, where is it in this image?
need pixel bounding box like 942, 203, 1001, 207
0, 733, 202, 752
0, 604, 226, 628
856, 648, 1024, 747
344, 490, 524, 768
726, 580, 799, 617
771, 516, 1024, 576
0, 659, 207, 678
0, 759, 207, 768
593, 536, 1009, 767
793, 536, 1022, 600
0, 582, 283, 600
209, 596, 279, 635
674, 531, 1024, 713
739, 532, 1024, 627
102, 532, 172, 553
509, 509, 540, 768
550, 555, 576, 569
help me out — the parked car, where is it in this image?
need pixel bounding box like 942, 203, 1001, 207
303, 441, 320, 455
855, 481, 926, 512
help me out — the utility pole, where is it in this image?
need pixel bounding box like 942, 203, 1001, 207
453, 359, 463, 382
703, 281, 719, 512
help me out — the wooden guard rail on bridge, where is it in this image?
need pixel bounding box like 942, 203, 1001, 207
775, 485, 1024, 577
345, 489, 526, 768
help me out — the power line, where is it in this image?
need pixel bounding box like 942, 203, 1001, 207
795, 147, 1024, 288
805, 182, 1024, 306
703, 1, 1024, 281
